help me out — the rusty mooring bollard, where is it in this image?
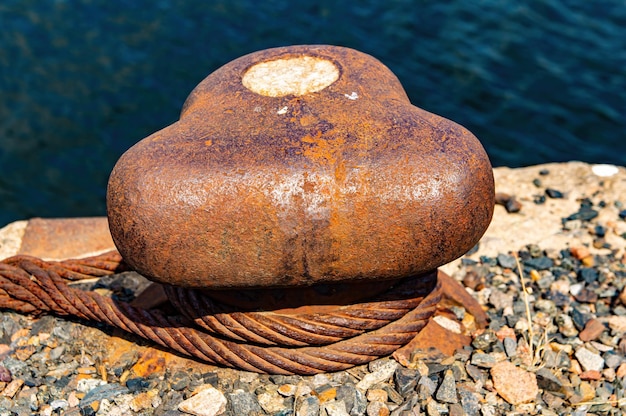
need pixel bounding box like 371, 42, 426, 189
0, 45, 494, 374
107, 44, 494, 289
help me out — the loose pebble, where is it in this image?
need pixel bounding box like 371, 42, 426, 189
394, 367, 419, 396
574, 347, 605, 372
578, 318, 606, 341
0, 367, 11, 383
366, 400, 389, 416
296, 395, 320, 416
490, 361, 538, 405
228, 389, 263, 415
323, 399, 350, 416
356, 360, 398, 391
277, 383, 297, 397
366, 388, 387, 403
470, 353, 497, 368
435, 370, 457, 404
535, 367, 563, 392
1, 378, 24, 398
495, 193, 522, 213
257, 388, 287, 413
496, 253, 517, 269
545, 188, 564, 198
178, 385, 227, 416
417, 376, 436, 400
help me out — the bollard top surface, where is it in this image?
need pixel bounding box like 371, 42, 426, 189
107, 45, 494, 288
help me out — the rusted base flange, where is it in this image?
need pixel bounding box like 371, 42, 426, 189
0, 250, 485, 374
393, 272, 488, 366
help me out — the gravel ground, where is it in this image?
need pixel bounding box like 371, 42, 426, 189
0, 163, 625, 416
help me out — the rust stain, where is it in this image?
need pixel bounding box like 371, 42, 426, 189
131, 349, 166, 378
301, 131, 346, 166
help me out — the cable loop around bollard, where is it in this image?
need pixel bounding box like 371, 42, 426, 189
0, 250, 441, 374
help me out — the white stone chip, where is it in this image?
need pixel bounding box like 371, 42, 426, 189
178, 385, 227, 416
76, 378, 106, 393
356, 360, 398, 391
591, 164, 619, 177
569, 283, 584, 296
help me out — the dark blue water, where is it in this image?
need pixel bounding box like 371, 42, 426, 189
1, 0, 625, 225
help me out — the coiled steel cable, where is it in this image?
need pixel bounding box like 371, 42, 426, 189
0, 251, 441, 374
